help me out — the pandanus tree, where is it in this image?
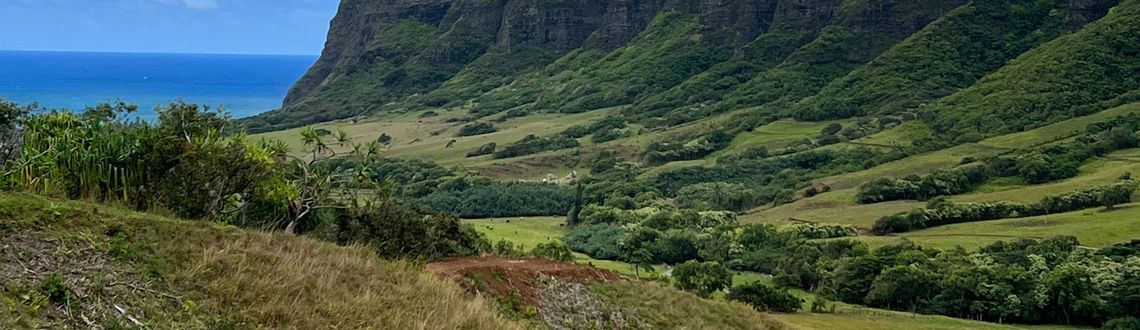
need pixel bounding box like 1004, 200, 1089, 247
281, 126, 386, 234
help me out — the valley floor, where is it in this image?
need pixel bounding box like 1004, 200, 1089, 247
468, 217, 1091, 330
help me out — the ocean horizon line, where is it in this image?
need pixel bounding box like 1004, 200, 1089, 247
0, 49, 320, 58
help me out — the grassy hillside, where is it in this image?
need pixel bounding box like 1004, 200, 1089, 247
0, 193, 515, 329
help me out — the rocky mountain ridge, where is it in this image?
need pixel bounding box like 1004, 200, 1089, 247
247, 0, 1124, 133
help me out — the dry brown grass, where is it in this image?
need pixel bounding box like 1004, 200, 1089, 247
0, 194, 518, 330
159, 227, 519, 330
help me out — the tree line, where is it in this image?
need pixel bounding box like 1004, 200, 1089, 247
858, 114, 1140, 204
872, 180, 1137, 234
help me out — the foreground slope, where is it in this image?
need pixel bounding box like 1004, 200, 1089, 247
1, 193, 796, 329
0, 193, 515, 329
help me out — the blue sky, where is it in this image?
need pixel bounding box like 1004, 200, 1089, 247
1, 0, 341, 55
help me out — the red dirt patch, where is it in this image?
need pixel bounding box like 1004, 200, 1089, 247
427, 256, 624, 306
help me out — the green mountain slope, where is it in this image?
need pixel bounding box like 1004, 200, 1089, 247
921, 0, 1140, 143
626, 0, 843, 126
470, 11, 730, 117
249, 0, 1129, 138
788, 0, 1094, 121
719, 0, 966, 119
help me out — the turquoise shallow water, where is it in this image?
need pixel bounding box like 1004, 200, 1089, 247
0, 50, 317, 120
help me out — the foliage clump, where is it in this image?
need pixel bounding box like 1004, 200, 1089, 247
873, 180, 1139, 234
672, 260, 732, 298
726, 282, 801, 313
492, 134, 580, 159
456, 122, 496, 137
466, 142, 497, 157
3, 100, 489, 261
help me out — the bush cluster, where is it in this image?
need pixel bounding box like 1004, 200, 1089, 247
456, 122, 496, 137
727, 282, 801, 313
777, 223, 857, 240
418, 181, 574, 218
645, 130, 732, 165
774, 237, 1140, 327
860, 114, 1140, 203
873, 180, 1138, 234
492, 134, 580, 159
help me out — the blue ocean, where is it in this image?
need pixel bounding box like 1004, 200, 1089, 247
0, 51, 318, 119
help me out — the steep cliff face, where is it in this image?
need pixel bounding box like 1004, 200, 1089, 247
583, 0, 668, 49
1065, 0, 1120, 29
496, 0, 607, 54
252, 0, 1128, 133
263, 0, 796, 133
284, 0, 451, 106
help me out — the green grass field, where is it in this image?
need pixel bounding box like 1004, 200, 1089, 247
730, 119, 847, 151
851, 121, 934, 147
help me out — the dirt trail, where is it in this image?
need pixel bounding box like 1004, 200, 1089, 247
427, 256, 625, 307
429, 256, 621, 280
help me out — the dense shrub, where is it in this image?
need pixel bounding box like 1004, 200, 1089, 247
313, 199, 488, 260
529, 242, 574, 262
562, 116, 627, 140
1105, 317, 1140, 330
773, 236, 1140, 327
417, 182, 574, 218
857, 163, 991, 203
563, 223, 627, 260
873, 180, 1139, 234
11, 102, 284, 222
654, 147, 903, 197
727, 282, 802, 313
860, 114, 1140, 204
492, 134, 580, 159
456, 122, 496, 137
466, 142, 497, 157
645, 130, 732, 165
591, 127, 625, 143
317, 156, 453, 198
674, 182, 760, 212
672, 260, 732, 298
777, 223, 857, 239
